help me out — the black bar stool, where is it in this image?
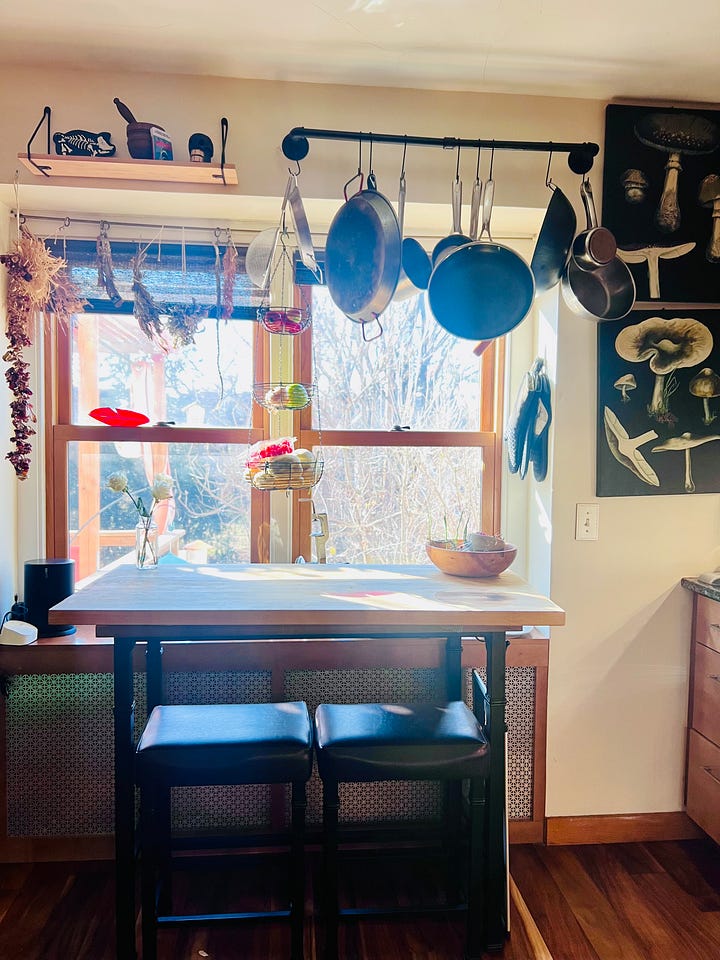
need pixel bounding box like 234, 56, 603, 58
136, 700, 313, 960
314, 672, 490, 960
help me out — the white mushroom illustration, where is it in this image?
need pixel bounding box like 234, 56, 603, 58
615, 316, 713, 420
614, 374, 637, 403
699, 175, 720, 262
689, 368, 720, 425
603, 407, 659, 486
651, 432, 720, 493
616, 242, 695, 299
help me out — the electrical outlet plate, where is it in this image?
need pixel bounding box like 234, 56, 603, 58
575, 503, 599, 541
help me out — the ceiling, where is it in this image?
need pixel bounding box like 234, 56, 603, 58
2, 0, 720, 103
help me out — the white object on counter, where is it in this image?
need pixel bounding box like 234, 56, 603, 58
0, 619, 38, 644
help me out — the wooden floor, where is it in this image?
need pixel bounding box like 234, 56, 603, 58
0, 839, 719, 959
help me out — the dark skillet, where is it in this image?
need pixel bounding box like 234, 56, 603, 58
530, 184, 576, 294
428, 180, 535, 341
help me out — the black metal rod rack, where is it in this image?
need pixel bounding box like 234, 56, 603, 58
281, 126, 599, 173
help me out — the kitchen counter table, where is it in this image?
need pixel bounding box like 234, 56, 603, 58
49, 562, 565, 959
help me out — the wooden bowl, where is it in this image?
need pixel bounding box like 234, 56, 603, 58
425, 539, 517, 578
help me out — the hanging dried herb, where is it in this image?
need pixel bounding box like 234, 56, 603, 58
131, 249, 165, 347
1, 228, 79, 479
96, 223, 124, 307
221, 242, 238, 319
166, 299, 207, 349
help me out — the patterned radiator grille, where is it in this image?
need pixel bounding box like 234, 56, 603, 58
5, 666, 535, 837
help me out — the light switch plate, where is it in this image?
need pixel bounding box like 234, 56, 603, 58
575, 503, 599, 541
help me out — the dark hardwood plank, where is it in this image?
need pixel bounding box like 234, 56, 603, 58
0, 840, 718, 959
510, 845, 601, 960
644, 839, 720, 911
537, 845, 651, 960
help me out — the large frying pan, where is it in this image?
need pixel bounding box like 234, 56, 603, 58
325, 173, 401, 340
428, 180, 535, 341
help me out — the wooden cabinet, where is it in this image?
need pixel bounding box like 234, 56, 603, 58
686, 592, 720, 843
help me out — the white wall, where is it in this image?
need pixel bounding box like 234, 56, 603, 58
1, 64, 719, 818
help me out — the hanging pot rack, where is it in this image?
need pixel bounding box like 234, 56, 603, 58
281, 126, 599, 173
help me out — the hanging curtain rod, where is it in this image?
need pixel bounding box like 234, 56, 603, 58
11, 211, 240, 237
282, 126, 599, 172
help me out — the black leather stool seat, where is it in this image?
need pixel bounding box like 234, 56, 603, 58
137, 700, 313, 960
314, 701, 489, 782
315, 692, 491, 960
136, 701, 313, 786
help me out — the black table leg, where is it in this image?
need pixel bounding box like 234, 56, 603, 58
445, 633, 463, 700
484, 631, 508, 950
114, 637, 137, 960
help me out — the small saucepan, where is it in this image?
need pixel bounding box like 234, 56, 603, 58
561, 178, 635, 321
570, 178, 617, 271
428, 179, 535, 341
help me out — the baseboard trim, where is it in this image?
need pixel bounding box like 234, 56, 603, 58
510, 819, 544, 844
1, 813, 701, 863
0, 835, 114, 863
546, 811, 705, 845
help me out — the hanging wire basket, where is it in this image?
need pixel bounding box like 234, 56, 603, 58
257, 305, 311, 335
245, 455, 324, 492
253, 382, 315, 411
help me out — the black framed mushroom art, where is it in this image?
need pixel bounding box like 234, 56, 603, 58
597, 308, 720, 496
602, 104, 720, 304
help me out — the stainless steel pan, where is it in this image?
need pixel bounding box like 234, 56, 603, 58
561, 178, 635, 321
325, 173, 401, 340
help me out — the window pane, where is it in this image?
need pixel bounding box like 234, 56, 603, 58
313, 445, 485, 564
71, 312, 254, 428
309, 287, 481, 431
68, 441, 251, 578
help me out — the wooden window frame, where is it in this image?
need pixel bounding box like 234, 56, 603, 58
293, 284, 505, 554
44, 280, 504, 571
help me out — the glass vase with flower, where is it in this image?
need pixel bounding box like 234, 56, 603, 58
107, 471, 174, 570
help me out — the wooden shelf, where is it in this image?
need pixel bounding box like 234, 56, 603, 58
18, 153, 238, 185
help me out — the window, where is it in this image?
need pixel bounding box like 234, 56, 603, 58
45, 238, 502, 579
295, 285, 503, 564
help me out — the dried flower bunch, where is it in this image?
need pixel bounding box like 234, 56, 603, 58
166, 299, 207, 348
1, 228, 84, 479
131, 249, 165, 348
221, 243, 238, 319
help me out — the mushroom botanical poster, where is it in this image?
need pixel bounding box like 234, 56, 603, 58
602, 104, 720, 304
597, 309, 720, 496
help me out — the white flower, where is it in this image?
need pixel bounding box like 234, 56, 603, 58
150, 473, 174, 502
107, 472, 129, 493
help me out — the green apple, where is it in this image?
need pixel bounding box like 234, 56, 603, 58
285, 383, 309, 408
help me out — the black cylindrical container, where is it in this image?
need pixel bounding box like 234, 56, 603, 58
24, 559, 76, 637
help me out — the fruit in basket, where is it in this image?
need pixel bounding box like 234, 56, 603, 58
294, 448, 314, 463
265, 386, 289, 407
286, 383, 309, 408
266, 453, 302, 477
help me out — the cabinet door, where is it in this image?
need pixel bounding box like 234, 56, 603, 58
692, 641, 720, 746
687, 729, 720, 845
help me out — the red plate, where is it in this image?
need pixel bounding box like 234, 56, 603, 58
89, 407, 150, 427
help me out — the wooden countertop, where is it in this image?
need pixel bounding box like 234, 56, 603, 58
48, 563, 565, 639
